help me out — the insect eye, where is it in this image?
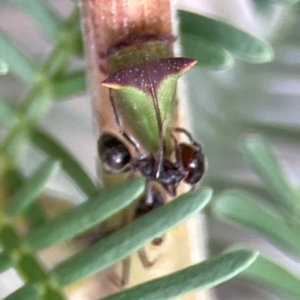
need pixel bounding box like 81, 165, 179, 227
98, 133, 131, 173
179, 143, 205, 184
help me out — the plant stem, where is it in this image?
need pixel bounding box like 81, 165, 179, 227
80, 1, 212, 299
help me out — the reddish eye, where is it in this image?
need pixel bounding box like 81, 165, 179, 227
179, 143, 205, 184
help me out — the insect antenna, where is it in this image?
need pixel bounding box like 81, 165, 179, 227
108, 89, 142, 155
171, 130, 182, 165
145, 179, 153, 205
173, 127, 202, 149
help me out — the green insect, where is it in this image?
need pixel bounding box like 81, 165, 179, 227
98, 56, 205, 227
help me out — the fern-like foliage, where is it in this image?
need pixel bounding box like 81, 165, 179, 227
1, 0, 297, 299
188, 1, 300, 300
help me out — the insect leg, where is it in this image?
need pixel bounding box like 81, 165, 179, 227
173, 127, 202, 149
109, 89, 142, 154
137, 248, 156, 268
145, 179, 153, 205
107, 257, 131, 288
171, 131, 182, 165
120, 257, 131, 286
155, 122, 166, 179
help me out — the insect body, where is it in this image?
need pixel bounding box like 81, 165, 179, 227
97, 41, 205, 287
99, 57, 205, 218
81, 0, 205, 291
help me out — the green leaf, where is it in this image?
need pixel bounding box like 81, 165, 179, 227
9, 0, 62, 41
181, 34, 233, 69
5, 160, 61, 217
17, 254, 48, 281
0, 252, 11, 272
0, 100, 95, 197
0, 99, 95, 198
43, 289, 65, 300
53, 70, 86, 99
4, 168, 46, 227
3, 168, 24, 192
0, 58, 9, 75
0, 10, 81, 163
242, 255, 300, 297
4, 284, 39, 300
207, 176, 271, 202
103, 249, 258, 300
179, 10, 274, 63
52, 188, 212, 286
30, 129, 97, 197
4, 283, 64, 300
254, 0, 300, 4
26, 201, 46, 227
243, 133, 299, 217
25, 179, 144, 250
0, 31, 38, 83
0, 97, 16, 127
247, 122, 300, 143
212, 189, 300, 257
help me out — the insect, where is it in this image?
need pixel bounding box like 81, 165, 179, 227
98, 126, 205, 210
97, 57, 205, 285
99, 57, 205, 203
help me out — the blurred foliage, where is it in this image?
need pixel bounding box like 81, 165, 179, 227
183, 2, 300, 300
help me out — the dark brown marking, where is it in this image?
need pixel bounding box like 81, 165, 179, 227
98, 51, 106, 59
107, 33, 176, 58
99, 63, 109, 75
102, 57, 197, 93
